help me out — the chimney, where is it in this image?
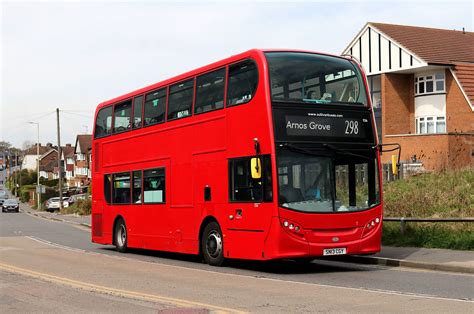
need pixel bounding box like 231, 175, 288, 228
66, 144, 72, 147
46, 143, 53, 148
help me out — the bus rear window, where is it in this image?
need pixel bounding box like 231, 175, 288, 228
95, 106, 113, 138
266, 52, 367, 106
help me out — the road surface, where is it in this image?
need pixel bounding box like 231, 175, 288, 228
0, 206, 472, 312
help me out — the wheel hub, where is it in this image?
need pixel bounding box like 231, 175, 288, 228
206, 231, 222, 258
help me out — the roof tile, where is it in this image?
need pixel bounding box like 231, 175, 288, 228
370, 23, 474, 65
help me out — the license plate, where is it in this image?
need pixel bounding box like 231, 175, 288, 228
323, 248, 347, 256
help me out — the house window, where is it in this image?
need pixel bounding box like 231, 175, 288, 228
416, 116, 446, 134
415, 72, 445, 96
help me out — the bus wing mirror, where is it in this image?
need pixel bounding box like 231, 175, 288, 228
251, 157, 262, 179
378, 143, 402, 176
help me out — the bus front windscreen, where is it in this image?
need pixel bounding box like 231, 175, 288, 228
277, 149, 379, 213
266, 52, 368, 105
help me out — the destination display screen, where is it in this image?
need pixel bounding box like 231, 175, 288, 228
273, 107, 375, 144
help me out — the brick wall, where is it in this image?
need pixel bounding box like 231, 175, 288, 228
381, 134, 473, 171
381, 73, 414, 136
380, 70, 473, 171
445, 69, 474, 133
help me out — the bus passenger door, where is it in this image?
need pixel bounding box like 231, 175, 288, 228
138, 159, 170, 250
226, 155, 273, 259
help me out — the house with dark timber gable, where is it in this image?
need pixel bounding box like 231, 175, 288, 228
343, 22, 473, 171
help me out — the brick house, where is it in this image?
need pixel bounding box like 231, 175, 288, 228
343, 22, 473, 171
72, 135, 92, 187
22, 144, 53, 171
38, 145, 58, 179
61, 144, 75, 187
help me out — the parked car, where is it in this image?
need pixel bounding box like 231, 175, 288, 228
45, 197, 70, 212
2, 199, 19, 213
0, 190, 7, 206
69, 193, 88, 204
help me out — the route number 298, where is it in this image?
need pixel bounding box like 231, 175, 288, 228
345, 120, 359, 135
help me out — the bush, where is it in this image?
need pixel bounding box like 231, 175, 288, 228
40, 178, 59, 187
61, 198, 91, 216
20, 190, 30, 203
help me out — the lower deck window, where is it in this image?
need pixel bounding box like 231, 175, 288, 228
113, 173, 131, 204
144, 168, 165, 203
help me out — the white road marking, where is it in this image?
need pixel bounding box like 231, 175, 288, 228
17, 236, 474, 304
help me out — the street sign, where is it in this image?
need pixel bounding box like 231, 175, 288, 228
36, 185, 46, 194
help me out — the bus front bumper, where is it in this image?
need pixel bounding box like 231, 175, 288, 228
263, 216, 382, 260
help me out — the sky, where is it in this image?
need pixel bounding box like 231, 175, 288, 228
1, 0, 472, 149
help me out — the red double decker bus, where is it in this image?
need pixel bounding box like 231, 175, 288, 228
92, 49, 382, 266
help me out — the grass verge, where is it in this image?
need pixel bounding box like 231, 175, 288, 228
382, 222, 474, 250
382, 168, 473, 250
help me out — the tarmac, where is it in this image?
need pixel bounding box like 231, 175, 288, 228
17, 204, 474, 275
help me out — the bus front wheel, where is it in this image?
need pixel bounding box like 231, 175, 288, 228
114, 218, 128, 253
201, 222, 224, 266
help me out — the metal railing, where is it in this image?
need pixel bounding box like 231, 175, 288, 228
383, 217, 474, 234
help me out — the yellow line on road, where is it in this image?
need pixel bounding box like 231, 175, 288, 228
0, 262, 244, 314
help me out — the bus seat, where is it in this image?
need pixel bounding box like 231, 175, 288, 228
279, 185, 304, 203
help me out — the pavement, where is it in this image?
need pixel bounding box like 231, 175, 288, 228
17, 201, 474, 275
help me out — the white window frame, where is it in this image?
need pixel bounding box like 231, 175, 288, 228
415, 72, 445, 96
416, 116, 446, 134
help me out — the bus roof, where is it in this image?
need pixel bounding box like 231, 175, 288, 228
95, 48, 350, 111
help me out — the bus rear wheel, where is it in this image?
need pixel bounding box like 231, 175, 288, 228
114, 218, 128, 253
201, 222, 224, 266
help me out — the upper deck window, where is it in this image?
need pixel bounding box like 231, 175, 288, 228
266, 52, 367, 106
113, 100, 132, 133
132, 96, 143, 129
227, 59, 258, 106
95, 106, 113, 138
144, 88, 166, 126
195, 68, 225, 114
168, 79, 194, 120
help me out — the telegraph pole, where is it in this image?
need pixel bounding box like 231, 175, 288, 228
28, 121, 40, 209
57, 108, 63, 211
16, 152, 21, 198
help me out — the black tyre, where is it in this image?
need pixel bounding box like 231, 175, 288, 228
201, 222, 224, 266
114, 218, 128, 253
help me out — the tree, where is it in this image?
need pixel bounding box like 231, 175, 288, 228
0, 141, 12, 151
22, 140, 35, 151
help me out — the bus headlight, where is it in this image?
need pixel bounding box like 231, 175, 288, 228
280, 218, 304, 237
362, 217, 381, 237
